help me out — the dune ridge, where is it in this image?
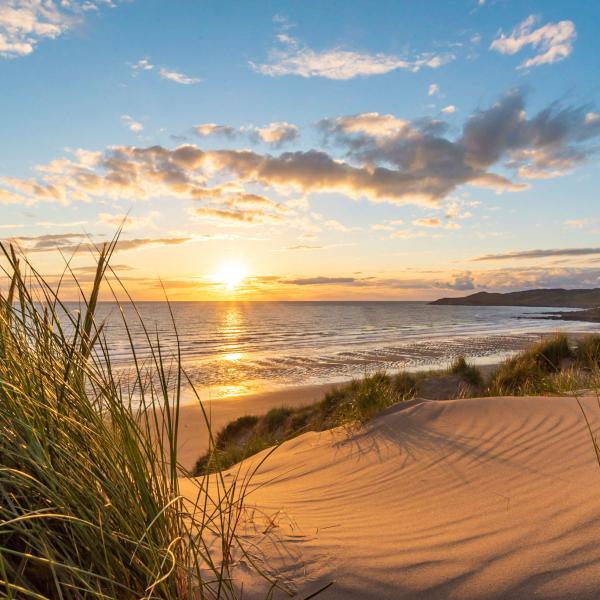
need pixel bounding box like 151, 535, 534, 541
182, 395, 600, 599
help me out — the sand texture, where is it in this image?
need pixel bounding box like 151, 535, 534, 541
182, 395, 600, 599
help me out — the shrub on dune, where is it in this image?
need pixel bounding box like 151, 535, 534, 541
575, 335, 600, 370
448, 356, 483, 387
489, 334, 573, 395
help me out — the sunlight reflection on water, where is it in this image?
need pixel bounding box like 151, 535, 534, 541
76, 301, 600, 400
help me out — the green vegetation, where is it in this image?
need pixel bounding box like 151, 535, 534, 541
200, 337, 600, 473
488, 334, 575, 395
448, 356, 483, 387
0, 242, 262, 599
194, 371, 419, 474
576, 335, 600, 369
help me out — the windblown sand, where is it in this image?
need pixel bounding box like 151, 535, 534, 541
183, 395, 600, 599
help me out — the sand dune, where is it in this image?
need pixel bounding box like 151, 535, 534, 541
182, 395, 600, 599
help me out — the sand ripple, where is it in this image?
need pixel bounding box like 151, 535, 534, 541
226, 395, 600, 599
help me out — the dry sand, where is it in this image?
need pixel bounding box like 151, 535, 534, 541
181, 394, 600, 599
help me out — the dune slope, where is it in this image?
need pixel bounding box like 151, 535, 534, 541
184, 395, 600, 599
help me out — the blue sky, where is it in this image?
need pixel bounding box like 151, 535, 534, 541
1, 0, 600, 299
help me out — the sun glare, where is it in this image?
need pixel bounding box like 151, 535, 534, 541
212, 260, 248, 290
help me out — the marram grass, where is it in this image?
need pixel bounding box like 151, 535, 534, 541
0, 241, 274, 599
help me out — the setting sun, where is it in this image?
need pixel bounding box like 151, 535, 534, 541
212, 260, 248, 290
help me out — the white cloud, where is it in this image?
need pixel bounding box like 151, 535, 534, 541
0, 1, 116, 59
121, 115, 143, 133
441, 105, 456, 114
158, 67, 200, 85
428, 83, 440, 96
585, 112, 600, 125
320, 112, 415, 139
251, 34, 454, 80
251, 121, 299, 146
490, 15, 576, 69
131, 57, 154, 73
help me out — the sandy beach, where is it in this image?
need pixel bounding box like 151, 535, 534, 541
180, 393, 600, 598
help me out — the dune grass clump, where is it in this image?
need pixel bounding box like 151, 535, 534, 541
0, 242, 259, 599
489, 334, 574, 395
448, 356, 483, 387
575, 335, 600, 370
195, 371, 420, 474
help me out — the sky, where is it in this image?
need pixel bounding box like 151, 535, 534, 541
1, 0, 600, 300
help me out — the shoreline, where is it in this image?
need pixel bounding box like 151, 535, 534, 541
175, 329, 596, 471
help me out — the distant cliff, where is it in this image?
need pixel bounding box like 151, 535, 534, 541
430, 289, 600, 308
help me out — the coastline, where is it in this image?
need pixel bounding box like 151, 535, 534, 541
175, 329, 597, 471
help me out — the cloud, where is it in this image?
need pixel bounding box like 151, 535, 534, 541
319, 89, 600, 195
428, 83, 440, 96
121, 115, 143, 133
130, 58, 200, 85
319, 112, 414, 139
473, 267, 600, 291
285, 276, 358, 285
131, 57, 154, 72
490, 15, 576, 69
564, 218, 592, 229
3, 232, 195, 254
586, 112, 600, 125
3, 90, 598, 212
158, 67, 200, 85
412, 217, 460, 229
194, 123, 237, 138
251, 34, 454, 80
194, 121, 299, 147
441, 105, 456, 114
99, 211, 159, 230
285, 244, 323, 251
0, 0, 116, 59
474, 247, 600, 261
192, 206, 285, 225
251, 122, 299, 146
446, 272, 475, 290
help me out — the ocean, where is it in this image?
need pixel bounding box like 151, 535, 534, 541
82, 301, 600, 401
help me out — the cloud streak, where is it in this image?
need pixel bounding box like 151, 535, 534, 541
2, 232, 196, 254
491, 15, 576, 69
474, 247, 600, 261
158, 67, 200, 85
251, 34, 454, 80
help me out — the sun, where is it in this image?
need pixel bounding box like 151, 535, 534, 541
212, 260, 248, 290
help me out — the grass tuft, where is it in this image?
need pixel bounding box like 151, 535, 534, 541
448, 356, 483, 387
576, 335, 600, 370
0, 241, 266, 599
194, 371, 421, 474
489, 334, 573, 395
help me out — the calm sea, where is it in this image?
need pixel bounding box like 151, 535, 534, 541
80, 301, 600, 401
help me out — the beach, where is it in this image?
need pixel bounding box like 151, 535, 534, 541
181, 393, 600, 599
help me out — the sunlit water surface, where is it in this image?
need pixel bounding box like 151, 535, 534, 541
73, 301, 599, 401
